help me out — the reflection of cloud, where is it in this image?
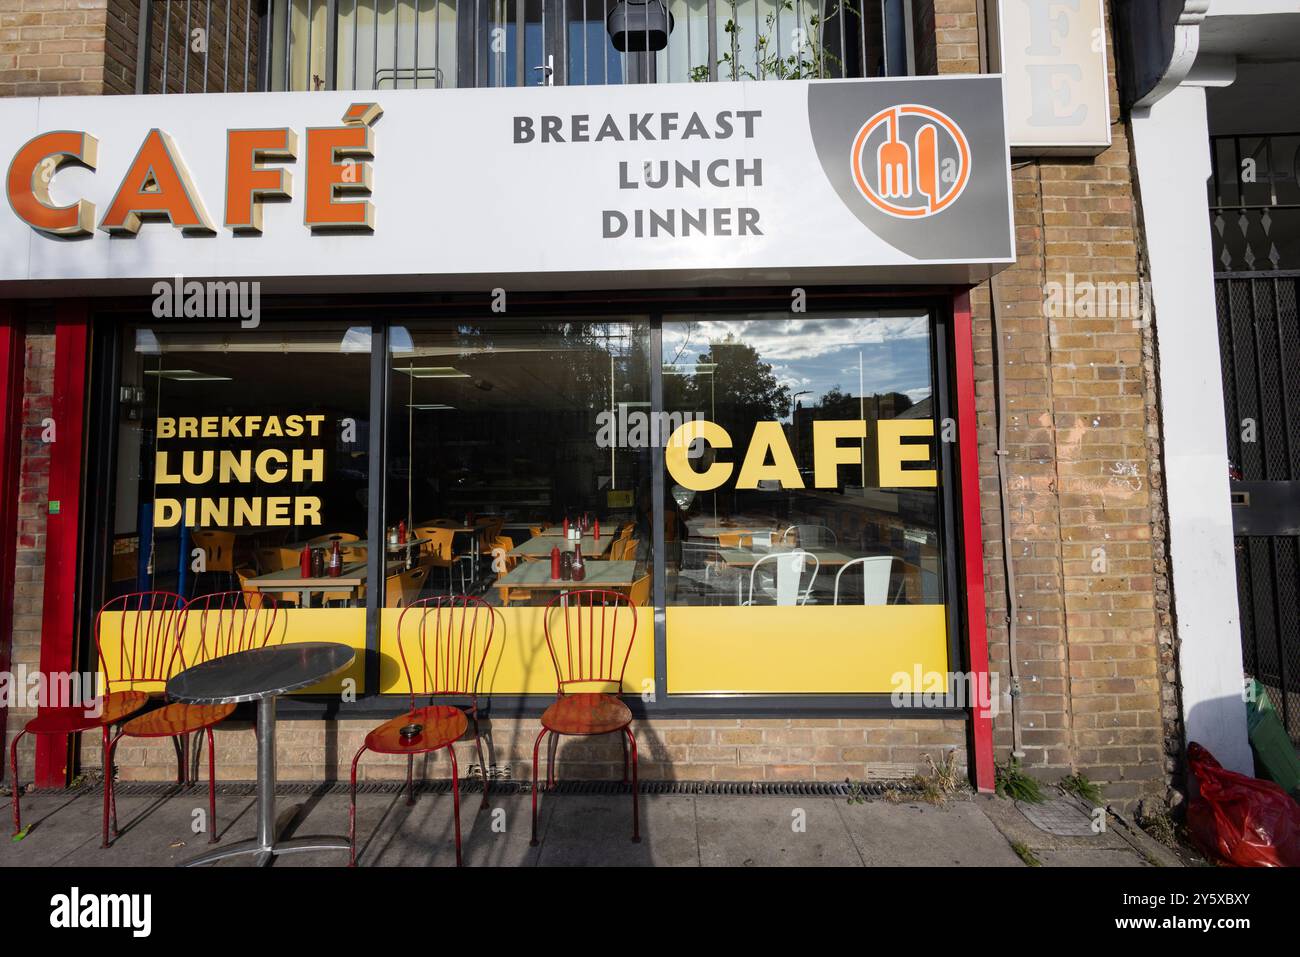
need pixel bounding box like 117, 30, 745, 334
905, 388, 933, 404
663, 315, 935, 409
662, 314, 929, 364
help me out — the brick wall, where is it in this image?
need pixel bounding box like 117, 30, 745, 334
6, 324, 54, 782
933, 0, 981, 75
83, 716, 967, 786
959, 5, 1176, 808
0, 0, 110, 97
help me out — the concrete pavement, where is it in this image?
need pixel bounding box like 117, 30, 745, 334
0, 784, 1179, 867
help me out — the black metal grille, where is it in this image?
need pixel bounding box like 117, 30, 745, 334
136, 0, 905, 94
1216, 273, 1300, 746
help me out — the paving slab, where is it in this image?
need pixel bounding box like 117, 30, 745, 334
837, 799, 1026, 867
694, 795, 862, 866
534, 793, 697, 866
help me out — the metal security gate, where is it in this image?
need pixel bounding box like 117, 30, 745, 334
1215, 273, 1300, 747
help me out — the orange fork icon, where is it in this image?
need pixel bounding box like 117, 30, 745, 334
876, 109, 910, 199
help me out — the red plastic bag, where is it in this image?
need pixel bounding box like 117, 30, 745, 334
1186, 741, 1300, 867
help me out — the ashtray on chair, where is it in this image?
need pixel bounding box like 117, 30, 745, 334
398, 723, 423, 742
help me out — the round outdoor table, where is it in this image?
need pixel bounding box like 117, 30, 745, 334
166, 642, 356, 867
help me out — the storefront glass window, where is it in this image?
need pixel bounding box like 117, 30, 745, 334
106, 321, 373, 607
660, 312, 950, 695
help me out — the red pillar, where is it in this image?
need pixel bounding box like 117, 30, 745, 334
0, 306, 23, 779
954, 291, 995, 792
33, 306, 89, 787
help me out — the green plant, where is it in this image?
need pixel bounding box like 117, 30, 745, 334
1010, 840, 1041, 866
689, 0, 847, 82
1059, 772, 1104, 806
995, 757, 1046, 803
911, 750, 965, 804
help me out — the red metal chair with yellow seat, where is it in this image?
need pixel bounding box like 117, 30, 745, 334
8, 593, 182, 840
531, 589, 640, 846
101, 591, 280, 849
348, 594, 495, 867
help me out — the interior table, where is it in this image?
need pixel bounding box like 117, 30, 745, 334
493, 559, 639, 594
166, 642, 356, 867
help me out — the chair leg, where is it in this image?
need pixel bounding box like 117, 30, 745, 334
405, 754, 415, 807
472, 720, 489, 812
9, 729, 26, 837
621, 731, 629, 784
546, 732, 558, 790
172, 734, 185, 785
624, 726, 640, 843
348, 744, 367, 867
529, 727, 547, 847
448, 743, 461, 867
103, 730, 125, 848
206, 727, 217, 844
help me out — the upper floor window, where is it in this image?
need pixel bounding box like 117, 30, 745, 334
138, 0, 912, 94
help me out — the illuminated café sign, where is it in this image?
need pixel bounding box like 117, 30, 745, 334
152, 414, 327, 529
997, 0, 1112, 155
666, 418, 936, 491
0, 77, 1013, 290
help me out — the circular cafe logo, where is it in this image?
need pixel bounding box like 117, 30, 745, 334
850, 105, 972, 219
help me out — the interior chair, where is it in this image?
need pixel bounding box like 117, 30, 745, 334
349, 595, 495, 866
252, 546, 302, 607
384, 564, 430, 608
412, 525, 467, 595
103, 591, 281, 848
743, 549, 820, 606
781, 524, 838, 548
191, 529, 236, 594
9, 591, 183, 840
833, 556, 898, 606
490, 535, 533, 607
627, 573, 651, 606
531, 589, 640, 846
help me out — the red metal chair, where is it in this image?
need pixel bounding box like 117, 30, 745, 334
102, 591, 280, 849
348, 594, 495, 867
9, 591, 183, 840
531, 589, 639, 846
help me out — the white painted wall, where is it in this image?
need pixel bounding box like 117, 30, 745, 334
1131, 84, 1252, 775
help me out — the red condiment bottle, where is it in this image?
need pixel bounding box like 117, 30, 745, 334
328, 539, 343, 577
299, 545, 312, 577
593, 519, 600, 541
571, 544, 586, 582
562, 516, 569, 538
550, 545, 562, 580
397, 519, 407, 544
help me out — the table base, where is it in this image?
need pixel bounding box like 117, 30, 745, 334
181, 834, 351, 867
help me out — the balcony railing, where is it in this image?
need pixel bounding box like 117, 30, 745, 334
135, 0, 912, 94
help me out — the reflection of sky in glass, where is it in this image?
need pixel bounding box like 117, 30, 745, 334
663, 314, 933, 417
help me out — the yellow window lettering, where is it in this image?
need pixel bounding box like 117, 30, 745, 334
812, 420, 868, 488
254, 448, 288, 482
665, 420, 733, 491
736, 421, 803, 489
877, 419, 937, 488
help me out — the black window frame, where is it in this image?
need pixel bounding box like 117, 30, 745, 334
79, 286, 971, 726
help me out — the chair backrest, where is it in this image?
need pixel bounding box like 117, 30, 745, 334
542, 589, 637, 695
94, 591, 188, 695
395, 595, 495, 712
192, 530, 236, 572
781, 524, 838, 548
717, 532, 751, 548
747, 550, 819, 606
385, 564, 429, 607
833, 556, 896, 606
413, 526, 455, 561
181, 590, 281, 666
628, 573, 651, 607
256, 546, 298, 574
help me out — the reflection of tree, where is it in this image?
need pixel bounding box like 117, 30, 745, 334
665, 337, 790, 432
816, 385, 913, 419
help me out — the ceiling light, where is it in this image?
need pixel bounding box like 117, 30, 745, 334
143, 369, 233, 382
396, 366, 471, 379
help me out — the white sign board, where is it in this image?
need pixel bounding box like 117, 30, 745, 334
0, 77, 1014, 295
999, 0, 1112, 155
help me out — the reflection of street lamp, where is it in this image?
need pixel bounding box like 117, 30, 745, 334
790, 390, 812, 417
